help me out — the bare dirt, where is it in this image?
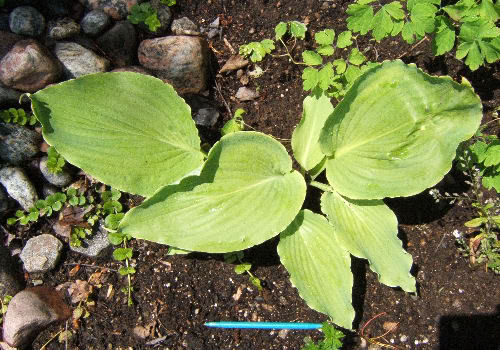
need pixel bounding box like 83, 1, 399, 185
3, 0, 500, 349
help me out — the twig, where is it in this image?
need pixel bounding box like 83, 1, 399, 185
435, 232, 448, 252
40, 329, 64, 349
214, 79, 232, 117
64, 263, 117, 272
397, 37, 429, 59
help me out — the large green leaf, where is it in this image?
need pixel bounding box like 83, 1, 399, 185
321, 191, 415, 292
30, 72, 204, 197
278, 210, 354, 329
119, 132, 307, 253
292, 92, 334, 171
319, 60, 482, 199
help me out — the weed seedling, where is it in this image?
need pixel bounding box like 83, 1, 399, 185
224, 251, 262, 291
46, 146, 66, 174
302, 322, 344, 350
1, 107, 37, 126
108, 230, 135, 306
0, 295, 12, 325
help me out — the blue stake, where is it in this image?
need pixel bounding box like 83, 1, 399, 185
204, 321, 323, 330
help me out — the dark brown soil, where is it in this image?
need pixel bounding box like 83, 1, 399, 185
3, 0, 500, 349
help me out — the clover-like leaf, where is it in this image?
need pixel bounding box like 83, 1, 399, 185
119, 132, 306, 253
302, 50, 323, 66
31, 72, 204, 197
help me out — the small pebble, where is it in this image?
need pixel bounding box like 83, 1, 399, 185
9, 6, 45, 37
81, 9, 111, 37
0, 166, 38, 211
20, 234, 63, 273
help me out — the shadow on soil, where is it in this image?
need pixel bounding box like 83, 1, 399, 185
438, 304, 500, 350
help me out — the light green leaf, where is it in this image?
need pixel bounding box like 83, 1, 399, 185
384, 1, 405, 20
319, 60, 482, 199
119, 132, 306, 253
318, 63, 335, 91
302, 67, 320, 91
346, 4, 374, 35
278, 210, 354, 329
292, 92, 334, 171
372, 7, 393, 41
315, 29, 335, 46
432, 16, 456, 56
290, 21, 307, 39
464, 217, 488, 227
336, 31, 353, 48
302, 51, 323, 66
31, 72, 204, 197
317, 45, 335, 56
321, 191, 415, 292
332, 59, 347, 74
484, 144, 500, 167
275, 21, 287, 40
348, 48, 366, 66
113, 247, 133, 261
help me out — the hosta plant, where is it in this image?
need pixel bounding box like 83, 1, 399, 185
29, 60, 482, 329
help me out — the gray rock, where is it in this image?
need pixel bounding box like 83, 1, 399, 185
47, 18, 80, 40
171, 17, 200, 36
81, 9, 111, 37
0, 167, 38, 211
138, 36, 210, 94
79, 0, 140, 20
54, 41, 110, 79
9, 6, 45, 37
2, 286, 71, 348
236, 87, 259, 101
70, 227, 112, 258
0, 84, 22, 109
0, 246, 24, 297
0, 123, 41, 165
39, 156, 73, 187
19, 234, 62, 273
41, 183, 59, 198
184, 95, 220, 127
0, 186, 8, 216
0, 39, 62, 93
96, 21, 136, 67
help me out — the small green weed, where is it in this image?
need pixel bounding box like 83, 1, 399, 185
346, 0, 500, 71
1, 108, 37, 126
302, 322, 344, 350
221, 108, 246, 136
239, 21, 379, 100
0, 295, 12, 325
47, 146, 66, 174
224, 251, 262, 291
430, 117, 500, 273
108, 231, 135, 306
128, 0, 176, 32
